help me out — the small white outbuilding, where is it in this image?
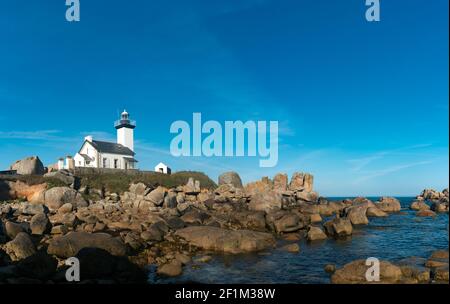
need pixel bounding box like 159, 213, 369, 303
155, 162, 171, 174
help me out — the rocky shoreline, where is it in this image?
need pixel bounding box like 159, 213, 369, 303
0, 157, 448, 284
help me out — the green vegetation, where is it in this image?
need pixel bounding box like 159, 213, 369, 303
0, 174, 67, 189
77, 171, 217, 193
0, 171, 217, 195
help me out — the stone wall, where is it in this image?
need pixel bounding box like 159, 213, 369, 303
73, 167, 142, 175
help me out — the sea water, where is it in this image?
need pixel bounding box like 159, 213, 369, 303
151, 197, 449, 284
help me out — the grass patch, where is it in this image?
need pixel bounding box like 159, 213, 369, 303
0, 175, 67, 189
1, 171, 217, 194
78, 171, 217, 193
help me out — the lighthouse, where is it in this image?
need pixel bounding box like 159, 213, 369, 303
72, 110, 137, 170
115, 110, 136, 151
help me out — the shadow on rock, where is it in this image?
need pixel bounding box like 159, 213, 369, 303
72, 247, 147, 283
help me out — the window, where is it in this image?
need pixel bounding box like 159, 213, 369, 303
114, 159, 118, 169
103, 158, 107, 168
86, 161, 90, 165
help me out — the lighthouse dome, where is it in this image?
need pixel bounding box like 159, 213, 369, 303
121, 109, 129, 120
115, 109, 136, 129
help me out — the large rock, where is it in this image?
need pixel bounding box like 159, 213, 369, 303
310, 213, 323, 223
183, 178, 201, 195
214, 184, 246, 203
435, 266, 449, 283
6, 181, 47, 203
418, 189, 445, 201
273, 173, 288, 192
58, 203, 73, 214
4, 221, 28, 240
218, 172, 243, 189
175, 226, 276, 254
428, 250, 448, 262
266, 211, 304, 233
5, 233, 37, 261
428, 251, 449, 283
49, 213, 76, 227
366, 207, 388, 217
248, 190, 282, 213
44, 187, 87, 211
9, 156, 45, 175
140, 227, 164, 242
426, 250, 448, 270
282, 243, 300, 253
307, 226, 328, 241
30, 213, 50, 235
302, 174, 314, 193
163, 192, 178, 209
397, 257, 431, 283
289, 172, 313, 192
375, 197, 401, 213
324, 217, 353, 238
416, 210, 436, 217
296, 191, 319, 203
47, 232, 127, 258
157, 260, 183, 277
233, 211, 266, 231
430, 201, 448, 213
345, 204, 369, 225
181, 210, 210, 225
129, 183, 150, 196
331, 260, 403, 284
318, 201, 348, 216
245, 179, 272, 197
21, 203, 47, 216
410, 201, 430, 211
44, 170, 76, 187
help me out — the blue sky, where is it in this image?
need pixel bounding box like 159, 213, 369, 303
0, 0, 448, 196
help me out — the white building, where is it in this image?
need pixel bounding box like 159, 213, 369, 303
155, 162, 171, 174
73, 110, 138, 170
57, 156, 75, 170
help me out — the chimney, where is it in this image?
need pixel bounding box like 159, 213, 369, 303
85, 135, 93, 142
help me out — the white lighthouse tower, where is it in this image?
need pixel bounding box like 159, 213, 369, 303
115, 110, 136, 151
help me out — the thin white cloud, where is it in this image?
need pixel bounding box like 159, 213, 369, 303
279, 148, 331, 173
0, 130, 119, 144
135, 140, 172, 156
347, 144, 433, 172
353, 160, 434, 184
347, 153, 388, 172
80, 131, 115, 142
0, 130, 62, 140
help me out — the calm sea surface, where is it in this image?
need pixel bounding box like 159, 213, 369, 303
151, 197, 449, 284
